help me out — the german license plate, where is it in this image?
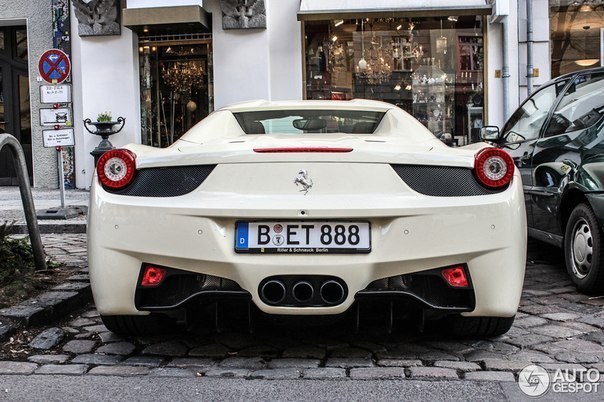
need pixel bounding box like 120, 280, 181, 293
235, 221, 371, 254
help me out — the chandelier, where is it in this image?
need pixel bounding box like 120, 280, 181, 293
355, 19, 393, 85
161, 60, 206, 99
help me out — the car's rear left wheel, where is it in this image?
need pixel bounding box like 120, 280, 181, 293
564, 203, 604, 294
101, 314, 174, 336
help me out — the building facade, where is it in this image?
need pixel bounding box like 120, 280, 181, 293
0, 0, 601, 189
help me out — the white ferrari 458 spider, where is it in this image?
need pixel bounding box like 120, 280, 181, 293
88, 100, 527, 337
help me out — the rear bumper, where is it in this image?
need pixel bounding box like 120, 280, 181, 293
88, 170, 526, 318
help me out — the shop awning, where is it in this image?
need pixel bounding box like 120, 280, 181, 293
297, 0, 493, 21
123, 5, 211, 35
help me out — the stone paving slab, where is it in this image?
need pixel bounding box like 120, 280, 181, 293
349, 367, 406, 380
464, 371, 515, 382
301, 367, 347, 379
35, 364, 88, 375
0, 361, 37, 374
148, 367, 199, 377
71, 354, 123, 365
88, 366, 150, 376
249, 368, 302, 380
407, 367, 459, 380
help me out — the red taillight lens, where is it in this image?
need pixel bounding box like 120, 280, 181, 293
141, 265, 167, 287
441, 266, 469, 288
97, 149, 137, 189
474, 147, 514, 189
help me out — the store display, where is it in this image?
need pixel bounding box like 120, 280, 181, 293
304, 16, 486, 145
411, 59, 454, 137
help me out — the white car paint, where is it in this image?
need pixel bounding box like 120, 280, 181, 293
88, 100, 527, 319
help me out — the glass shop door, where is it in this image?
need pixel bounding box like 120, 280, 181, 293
139, 39, 213, 148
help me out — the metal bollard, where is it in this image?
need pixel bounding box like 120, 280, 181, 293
0, 134, 46, 271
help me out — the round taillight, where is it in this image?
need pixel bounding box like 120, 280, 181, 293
97, 149, 136, 189
474, 147, 514, 189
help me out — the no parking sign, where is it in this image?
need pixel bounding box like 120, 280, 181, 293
38, 49, 71, 84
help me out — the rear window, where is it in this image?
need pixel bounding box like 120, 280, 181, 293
233, 109, 385, 135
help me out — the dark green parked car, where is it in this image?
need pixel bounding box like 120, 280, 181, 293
484, 67, 604, 294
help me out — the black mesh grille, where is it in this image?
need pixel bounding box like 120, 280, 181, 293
391, 165, 504, 197
106, 165, 216, 197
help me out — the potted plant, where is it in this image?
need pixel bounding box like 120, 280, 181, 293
84, 112, 126, 136
84, 112, 127, 162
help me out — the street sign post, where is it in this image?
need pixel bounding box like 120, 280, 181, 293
38, 49, 71, 84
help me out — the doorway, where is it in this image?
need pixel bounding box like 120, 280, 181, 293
0, 26, 31, 185
139, 36, 213, 148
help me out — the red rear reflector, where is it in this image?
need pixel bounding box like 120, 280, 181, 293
253, 147, 353, 153
441, 266, 469, 288
141, 266, 167, 287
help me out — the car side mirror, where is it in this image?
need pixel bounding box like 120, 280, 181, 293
480, 126, 500, 142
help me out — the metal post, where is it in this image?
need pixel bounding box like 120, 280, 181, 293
57, 146, 66, 208
502, 17, 511, 121
526, 0, 534, 95
0, 134, 46, 271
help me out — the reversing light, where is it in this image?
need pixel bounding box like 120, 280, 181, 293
441, 266, 469, 288
141, 265, 167, 287
97, 149, 137, 189
474, 147, 514, 189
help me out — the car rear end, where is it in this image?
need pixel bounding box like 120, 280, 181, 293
88, 102, 526, 336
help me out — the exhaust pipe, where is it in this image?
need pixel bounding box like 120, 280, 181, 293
261, 280, 286, 305
320, 280, 345, 305
292, 281, 314, 303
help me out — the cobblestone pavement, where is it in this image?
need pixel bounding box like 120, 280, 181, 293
1, 235, 604, 383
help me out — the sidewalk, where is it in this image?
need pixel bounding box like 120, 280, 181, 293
0, 187, 89, 233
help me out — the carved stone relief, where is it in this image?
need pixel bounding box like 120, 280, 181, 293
73, 0, 121, 37
220, 0, 267, 30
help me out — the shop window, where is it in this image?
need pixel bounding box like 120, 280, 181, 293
139, 40, 213, 148
0, 32, 4, 51
303, 17, 485, 145
550, 1, 603, 77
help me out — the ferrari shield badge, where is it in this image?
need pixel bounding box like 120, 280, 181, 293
294, 170, 313, 195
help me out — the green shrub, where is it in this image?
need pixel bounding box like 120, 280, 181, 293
97, 111, 113, 122
0, 223, 35, 286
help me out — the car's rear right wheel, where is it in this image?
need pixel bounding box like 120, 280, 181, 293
101, 314, 174, 336
564, 203, 604, 295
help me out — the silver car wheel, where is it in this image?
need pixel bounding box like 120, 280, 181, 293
570, 217, 593, 279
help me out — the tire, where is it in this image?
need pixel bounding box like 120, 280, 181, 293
437, 315, 515, 338
564, 203, 604, 295
101, 314, 173, 336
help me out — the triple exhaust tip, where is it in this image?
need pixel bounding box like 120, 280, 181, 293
260, 279, 345, 306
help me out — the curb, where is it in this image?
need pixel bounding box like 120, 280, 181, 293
0, 270, 92, 342
8, 223, 87, 235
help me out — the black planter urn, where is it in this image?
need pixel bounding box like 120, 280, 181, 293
85, 117, 126, 164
